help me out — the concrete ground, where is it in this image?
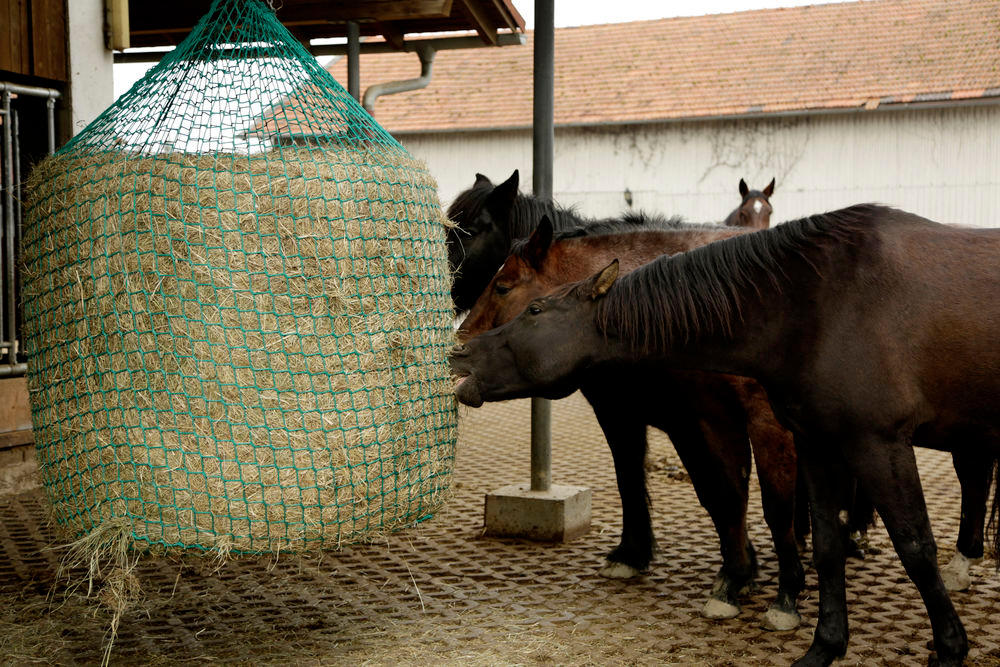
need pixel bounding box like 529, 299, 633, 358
1, 391, 999, 665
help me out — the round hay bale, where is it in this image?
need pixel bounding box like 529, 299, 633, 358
22, 146, 456, 553
19, 0, 457, 555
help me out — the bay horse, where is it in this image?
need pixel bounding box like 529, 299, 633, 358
724, 178, 774, 229
451, 204, 1000, 666
457, 216, 806, 630
446, 170, 653, 312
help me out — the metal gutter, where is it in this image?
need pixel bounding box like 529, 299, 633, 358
362, 44, 435, 116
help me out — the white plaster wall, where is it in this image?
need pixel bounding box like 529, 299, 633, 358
67, 0, 115, 135
399, 104, 1000, 228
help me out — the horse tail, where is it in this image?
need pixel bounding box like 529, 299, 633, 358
989, 457, 1000, 568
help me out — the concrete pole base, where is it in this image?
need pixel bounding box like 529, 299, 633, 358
484, 483, 592, 542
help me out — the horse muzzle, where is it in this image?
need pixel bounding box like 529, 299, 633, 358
453, 373, 484, 407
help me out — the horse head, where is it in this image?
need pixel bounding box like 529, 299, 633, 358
452, 260, 619, 407
725, 177, 774, 229
457, 215, 558, 341
446, 170, 520, 312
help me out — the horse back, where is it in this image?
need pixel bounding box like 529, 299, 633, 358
809, 216, 1000, 440
898, 223, 1000, 429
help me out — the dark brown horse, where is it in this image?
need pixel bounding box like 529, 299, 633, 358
452, 204, 1000, 666
445, 170, 670, 312
457, 217, 805, 629
724, 178, 774, 229
458, 214, 992, 595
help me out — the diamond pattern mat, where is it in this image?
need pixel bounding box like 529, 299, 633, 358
1, 391, 999, 665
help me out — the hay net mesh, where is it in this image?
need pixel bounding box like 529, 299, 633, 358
21, 0, 457, 553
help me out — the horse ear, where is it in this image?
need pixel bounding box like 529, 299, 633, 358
589, 259, 619, 300
486, 170, 519, 216
524, 215, 554, 268
738, 178, 749, 198
763, 178, 775, 198
474, 173, 492, 187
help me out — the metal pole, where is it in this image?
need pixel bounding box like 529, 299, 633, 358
2, 91, 16, 367
0, 82, 59, 378
13, 109, 20, 249
46, 97, 56, 153
0, 103, 4, 372
346, 21, 361, 102
530, 0, 555, 493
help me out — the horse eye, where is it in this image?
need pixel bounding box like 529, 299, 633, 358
528, 303, 542, 315
495, 284, 511, 296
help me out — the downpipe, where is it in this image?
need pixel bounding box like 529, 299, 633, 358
362, 44, 436, 116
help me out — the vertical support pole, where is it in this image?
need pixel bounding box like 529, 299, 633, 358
12, 108, 20, 365
346, 21, 361, 102
530, 0, 555, 493
46, 97, 56, 154
2, 91, 15, 367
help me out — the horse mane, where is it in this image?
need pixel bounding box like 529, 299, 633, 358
447, 180, 712, 244
596, 204, 899, 352
446, 181, 585, 237
507, 211, 702, 256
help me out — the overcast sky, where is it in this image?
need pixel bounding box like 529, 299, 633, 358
516, 0, 854, 28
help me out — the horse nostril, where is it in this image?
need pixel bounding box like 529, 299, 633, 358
451, 343, 468, 356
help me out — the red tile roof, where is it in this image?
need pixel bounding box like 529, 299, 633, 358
324, 0, 1000, 133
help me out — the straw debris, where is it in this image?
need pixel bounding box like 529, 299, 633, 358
21, 146, 458, 555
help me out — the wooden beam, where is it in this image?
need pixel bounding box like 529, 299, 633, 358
283, 0, 454, 22
378, 24, 407, 51
106, 0, 130, 50
1, 0, 31, 76
30, 0, 68, 81
459, 0, 497, 45
490, 0, 522, 32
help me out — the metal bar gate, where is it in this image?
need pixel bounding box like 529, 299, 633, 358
0, 81, 61, 378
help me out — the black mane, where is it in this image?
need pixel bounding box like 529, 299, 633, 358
596, 204, 906, 352
446, 182, 586, 238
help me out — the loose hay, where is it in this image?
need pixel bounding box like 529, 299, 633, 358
21, 146, 458, 554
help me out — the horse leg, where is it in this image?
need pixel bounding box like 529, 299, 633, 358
665, 414, 757, 620
794, 438, 852, 666
940, 449, 993, 592
845, 481, 877, 558
587, 393, 655, 578
844, 437, 968, 666
794, 473, 810, 553
745, 407, 805, 631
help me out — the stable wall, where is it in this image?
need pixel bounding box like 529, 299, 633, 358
399, 104, 1000, 228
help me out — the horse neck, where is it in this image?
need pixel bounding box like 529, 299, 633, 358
551, 227, 748, 281
595, 232, 818, 380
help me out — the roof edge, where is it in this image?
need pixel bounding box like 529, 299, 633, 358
387, 92, 1000, 135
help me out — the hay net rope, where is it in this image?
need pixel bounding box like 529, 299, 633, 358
21, 0, 457, 554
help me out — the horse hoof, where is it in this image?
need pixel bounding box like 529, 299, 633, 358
940, 552, 972, 592
599, 561, 641, 579
703, 598, 740, 620
762, 607, 802, 631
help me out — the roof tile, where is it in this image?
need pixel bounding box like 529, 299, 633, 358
321, 0, 1000, 132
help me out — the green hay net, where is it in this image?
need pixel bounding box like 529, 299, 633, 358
21, 0, 457, 554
